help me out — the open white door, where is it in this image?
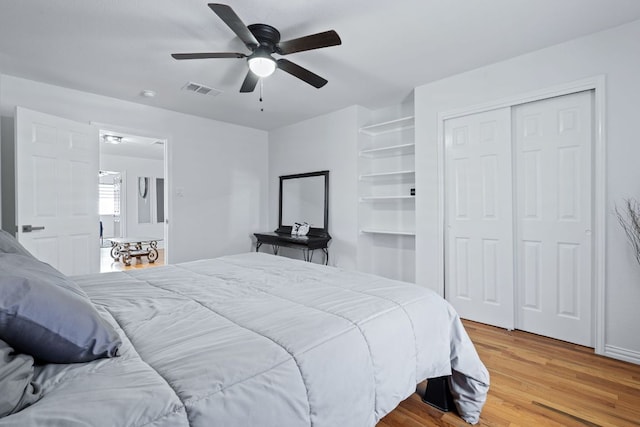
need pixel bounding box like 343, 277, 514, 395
16, 107, 99, 275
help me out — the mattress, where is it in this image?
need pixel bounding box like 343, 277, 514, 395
0, 252, 489, 426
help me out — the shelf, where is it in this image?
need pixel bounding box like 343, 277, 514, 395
360, 195, 415, 201
359, 116, 415, 136
359, 143, 415, 157
360, 228, 416, 236
359, 170, 415, 179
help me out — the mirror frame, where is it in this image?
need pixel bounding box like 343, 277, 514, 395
277, 170, 330, 237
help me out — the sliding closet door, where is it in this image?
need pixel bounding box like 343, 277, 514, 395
514, 91, 593, 347
444, 108, 514, 329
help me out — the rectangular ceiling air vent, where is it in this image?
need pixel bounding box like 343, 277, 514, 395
182, 81, 222, 97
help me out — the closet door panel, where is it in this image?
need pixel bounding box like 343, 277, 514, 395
514, 90, 593, 347
444, 108, 514, 329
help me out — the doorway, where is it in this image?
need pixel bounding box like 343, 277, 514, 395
444, 90, 595, 347
99, 170, 122, 245
98, 129, 167, 272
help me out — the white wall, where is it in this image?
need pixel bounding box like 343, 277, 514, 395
0, 116, 15, 235
415, 20, 640, 359
268, 106, 363, 269
0, 72, 3, 227
100, 153, 164, 240
0, 75, 269, 263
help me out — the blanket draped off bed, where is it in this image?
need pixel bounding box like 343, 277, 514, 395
0, 252, 489, 426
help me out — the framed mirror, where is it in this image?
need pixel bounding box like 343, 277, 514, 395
277, 170, 329, 237
137, 176, 151, 224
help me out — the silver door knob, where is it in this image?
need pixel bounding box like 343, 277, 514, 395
22, 225, 45, 233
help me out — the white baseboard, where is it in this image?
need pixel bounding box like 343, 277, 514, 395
604, 344, 640, 365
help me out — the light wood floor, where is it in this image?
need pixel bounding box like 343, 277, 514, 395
379, 320, 640, 427
99, 246, 164, 272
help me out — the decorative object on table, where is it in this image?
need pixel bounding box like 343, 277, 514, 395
291, 222, 300, 235
296, 222, 310, 236
615, 198, 640, 266
290, 222, 309, 236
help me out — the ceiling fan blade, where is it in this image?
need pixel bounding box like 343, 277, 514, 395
208, 3, 258, 49
239, 70, 259, 93
276, 30, 341, 55
171, 52, 246, 60
276, 59, 327, 88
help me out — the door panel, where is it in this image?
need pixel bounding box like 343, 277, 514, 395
514, 91, 593, 347
444, 107, 514, 329
444, 92, 594, 347
16, 107, 99, 275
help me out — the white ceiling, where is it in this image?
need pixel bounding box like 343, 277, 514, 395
2, 0, 640, 131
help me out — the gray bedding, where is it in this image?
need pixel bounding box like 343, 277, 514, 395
0, 252, 489, 426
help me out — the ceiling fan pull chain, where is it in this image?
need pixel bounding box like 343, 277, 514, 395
260, 79, 264, 112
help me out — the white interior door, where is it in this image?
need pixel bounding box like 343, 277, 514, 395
16, 107, 99, 275
514, 91, 593, 347
444, 107, 514, 329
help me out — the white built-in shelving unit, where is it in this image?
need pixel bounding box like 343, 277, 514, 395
357, 115, 416, 282
360, 228, 416, 236
358, 116, 415, 235
359, 170, 415, 179
359, 142, 415, 156
359, 116, 416, 136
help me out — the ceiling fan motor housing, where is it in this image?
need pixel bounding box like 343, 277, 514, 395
248, 24, 281, 52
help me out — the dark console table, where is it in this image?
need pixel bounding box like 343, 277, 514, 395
254, 232, 331, 265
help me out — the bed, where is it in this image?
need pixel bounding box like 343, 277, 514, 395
0, 244, 489, 426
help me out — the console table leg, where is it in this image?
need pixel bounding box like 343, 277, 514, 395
123, 243, 132, 266
322, 248, 329, 265
148, 247, 159, 263
256, 242, 262, 252
110, 243, 120, 261
272, 245, 280, 255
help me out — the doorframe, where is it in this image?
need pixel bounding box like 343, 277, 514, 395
436, 75, 606, 355
117, 170, 127, 238
91, 122, 171, 265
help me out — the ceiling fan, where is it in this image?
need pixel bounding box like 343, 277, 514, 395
171, 3, 342, 93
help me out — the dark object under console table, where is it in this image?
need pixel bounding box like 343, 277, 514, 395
254, 232, 331, 265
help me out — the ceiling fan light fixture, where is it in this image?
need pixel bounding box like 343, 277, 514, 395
103, 135, 123, 145
248, 55, 276, 77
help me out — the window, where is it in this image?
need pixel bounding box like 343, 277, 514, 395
99, 183, 120, 215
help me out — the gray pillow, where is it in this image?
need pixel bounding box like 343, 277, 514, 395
0, 229, 33, 258
0, 253, 121, 363
0, 338, 42, 417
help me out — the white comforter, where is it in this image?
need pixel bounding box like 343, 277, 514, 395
0, 253, 489, 426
